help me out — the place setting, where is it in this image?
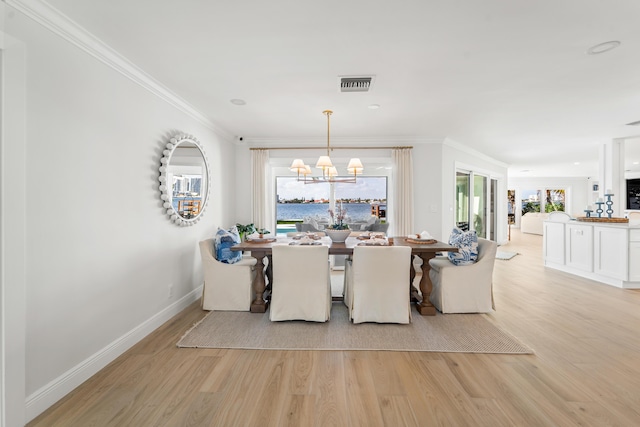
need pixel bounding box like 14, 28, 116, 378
357, 234, 389, 246
245, 229, 277, 243
356, 231, 386, 240
288, 237, 324, 245
290, 232, 322, 240
405, 230, 437, 244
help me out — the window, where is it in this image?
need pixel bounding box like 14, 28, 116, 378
520, 188, 565, 214
545, 189, 565, 212
507, 189, 516, 224
275, 177, 388, 234
521, 189, 541, 215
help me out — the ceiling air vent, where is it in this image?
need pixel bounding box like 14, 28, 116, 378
339, 75, 375, 93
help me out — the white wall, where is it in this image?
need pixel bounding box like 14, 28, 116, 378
5, 7, 237, 422
412, 142, 444, 238
508, 176, 590, 226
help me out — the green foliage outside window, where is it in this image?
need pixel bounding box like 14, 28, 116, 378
545, 202, 565, 212
522, 202, 541, 215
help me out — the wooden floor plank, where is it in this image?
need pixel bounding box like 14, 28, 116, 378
312, 351, 349, 427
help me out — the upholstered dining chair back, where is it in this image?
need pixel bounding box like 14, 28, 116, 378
344, 245, 412, 324
627, 211, 640, 224
199, 239, 257, 311
269, 244, 332, 322
428, 238, 497, 313
547, 211, 572, 222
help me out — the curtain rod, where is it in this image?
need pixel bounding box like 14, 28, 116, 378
249, 146, 413, 151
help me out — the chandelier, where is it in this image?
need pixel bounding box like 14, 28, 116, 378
290, 110, 364, 183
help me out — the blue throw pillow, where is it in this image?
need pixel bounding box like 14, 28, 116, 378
214, 226, 242, 264
447, 228, 478, 266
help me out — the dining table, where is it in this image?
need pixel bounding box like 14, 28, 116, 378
231, 236, 458, 316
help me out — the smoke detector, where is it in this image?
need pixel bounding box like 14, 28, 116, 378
338, 75, 375, 93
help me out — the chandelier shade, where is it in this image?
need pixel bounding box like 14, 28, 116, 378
290, 110, 363, 183
315, 155, 333, 169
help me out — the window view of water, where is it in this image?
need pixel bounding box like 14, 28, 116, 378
275, 176, 388, 234
277, 203, 373, 221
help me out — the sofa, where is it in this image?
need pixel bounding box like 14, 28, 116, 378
520, 212, 547, 235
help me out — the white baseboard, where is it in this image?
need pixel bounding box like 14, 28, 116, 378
25, 286, 203, 422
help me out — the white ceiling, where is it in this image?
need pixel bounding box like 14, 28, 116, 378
43, 0, 640, 177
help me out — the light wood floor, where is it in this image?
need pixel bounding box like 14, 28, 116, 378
29, 230, 640, 426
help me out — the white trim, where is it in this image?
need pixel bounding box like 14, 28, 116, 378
0, 29, 27, 427
0, 38, 5, 427
5, 0, 233, 141
245, 136, 443, 146
25, 285, 203, 422
544, 262, 640, 289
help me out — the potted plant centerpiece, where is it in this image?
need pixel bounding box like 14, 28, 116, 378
236, 223, 256, 241
325, 204, 351, 242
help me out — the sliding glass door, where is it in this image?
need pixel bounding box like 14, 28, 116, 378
473, 174, 487, 238
456, 170, 494, 239
455, 172, 470, 231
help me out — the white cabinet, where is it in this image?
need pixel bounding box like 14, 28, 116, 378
565, 223, 593, 272
629, 230, 640, 282
543, 221, 640, 289
593, 226, 627, 281
543, 222, 565, 264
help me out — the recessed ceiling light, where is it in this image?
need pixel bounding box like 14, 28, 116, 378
586, 40, 621, 55
634, 161, 639, 165
368, 104, 380, 110
230, 99, 246, 106
574, 162, 580, 165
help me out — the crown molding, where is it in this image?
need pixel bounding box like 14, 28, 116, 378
6, 0, 234, 141
243, 136, 444, 146
443, 137, 509, 169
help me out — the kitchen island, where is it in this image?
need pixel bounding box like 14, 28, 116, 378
543, 219, 640, 289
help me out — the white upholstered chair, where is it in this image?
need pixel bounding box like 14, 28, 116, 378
269, 244, 332, 322
547, 211, 572, 222
627, 211, 640, 224
344, 245, 412, 324
199, 239, 257, 311
428, 238, 497, 313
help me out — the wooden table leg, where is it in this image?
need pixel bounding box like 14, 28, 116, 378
250, 250, 268, 313
265, 255, 273, 296
409, 255, 419, 302
416, 253, 437, 315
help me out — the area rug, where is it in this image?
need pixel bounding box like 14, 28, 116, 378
496, 251, 519, 260
177, 304, 532, 354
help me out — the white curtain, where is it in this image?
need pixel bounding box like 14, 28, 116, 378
392, 147, 414, 236
251, 149, 273, 231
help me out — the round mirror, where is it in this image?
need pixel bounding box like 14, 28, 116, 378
158, 134, 210, 226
